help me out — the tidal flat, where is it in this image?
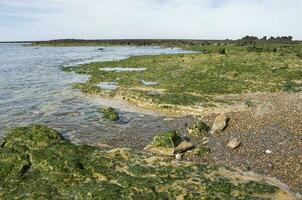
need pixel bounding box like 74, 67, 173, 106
62, 41, 302, 195
1, 40, 302, 198
64, 42, 302, 114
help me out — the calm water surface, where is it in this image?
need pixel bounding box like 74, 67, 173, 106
0, 43, 193, 149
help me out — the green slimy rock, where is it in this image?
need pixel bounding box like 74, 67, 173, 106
0, 125, 297, 199
188, 120, 210, 137
144, 130, 194, 156
152, 130, 182, 148
99, 107, 120, 121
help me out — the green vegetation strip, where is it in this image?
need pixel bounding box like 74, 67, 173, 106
0, 125, 294, 199
64, 43, 302, 107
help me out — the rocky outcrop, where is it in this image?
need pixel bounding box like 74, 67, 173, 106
0, 125, 298, 199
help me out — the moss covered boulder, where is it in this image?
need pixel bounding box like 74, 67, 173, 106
0, 125, 298, 199
188, 120, 211, 137
144, 130, 195, 156
99, 107, 120, 121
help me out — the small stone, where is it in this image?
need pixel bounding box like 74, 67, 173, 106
265, 150, 272, 154
202, 140, 209, 145
202, 137, 209, 145
174, 140, 194, 154
175, 154, 182, 160
95, 143, 111, 148
227, 138, 241, 149
212, 113, 229, 132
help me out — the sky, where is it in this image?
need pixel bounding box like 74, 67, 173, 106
0, 0, 301, 41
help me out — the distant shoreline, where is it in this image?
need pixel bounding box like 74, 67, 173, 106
2, 37, 300, 46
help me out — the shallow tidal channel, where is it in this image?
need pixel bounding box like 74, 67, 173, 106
0, 43, 193, 149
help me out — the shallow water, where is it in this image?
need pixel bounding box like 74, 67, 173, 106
0, 44, 194, 149
97, 82, 118, 90
141, 80, 158, 86
99, 67, 146, 72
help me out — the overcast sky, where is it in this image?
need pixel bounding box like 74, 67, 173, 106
0, 0, 301, 41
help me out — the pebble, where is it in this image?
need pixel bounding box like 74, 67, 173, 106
227, 138, 241, 149
202, 140, 209, 145
265, 150, 272, 154
175, 154, 182, 160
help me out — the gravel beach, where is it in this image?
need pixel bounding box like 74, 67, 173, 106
185, 92, 302, 194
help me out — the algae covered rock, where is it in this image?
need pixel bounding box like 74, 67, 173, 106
99, 107, 120, 121
0, 125, 298, 199
144, 130, 194, 156
188, 120, 210, 137
193, 145, 211, 157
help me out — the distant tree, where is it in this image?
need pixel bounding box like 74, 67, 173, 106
260, 36, 267, 42
240, 36, 259, 45
268, 36, 293, 43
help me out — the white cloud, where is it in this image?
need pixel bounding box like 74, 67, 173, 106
0, 0, 301, 41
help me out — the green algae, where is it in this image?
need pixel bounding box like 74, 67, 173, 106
99, 107, 120, 121
195, 121, 211, 132
188, 120, 211, 138
0, 125, 296, 199
193, 145, 211, 157
282, 81, 301, 92
65, 43, 302, 109
152, 130, 182, 148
